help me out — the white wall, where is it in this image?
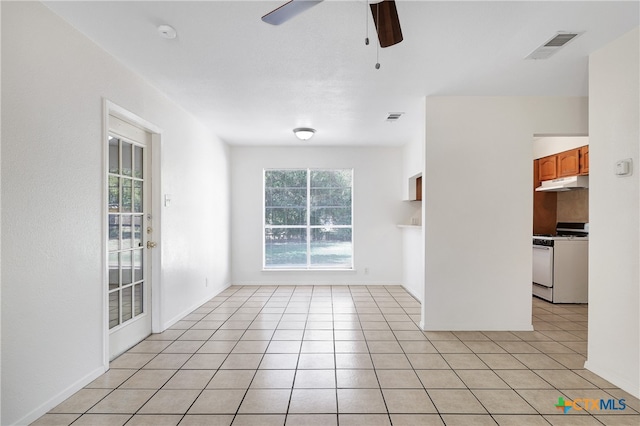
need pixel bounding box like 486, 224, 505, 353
402, 134, 424, 221
400, 134, 425, 301
400, 227, 423, 302
402, 123, 425, 201
586, 27, 639, 398
1, 3, 231, 424
533, 136, 589, 160
230, 146, 409, 285
0, 3, 3, 420
423, 96, 588, 330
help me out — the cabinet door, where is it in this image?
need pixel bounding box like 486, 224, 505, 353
539, 155, 557, 181
557, 148, 580, 177
533, 159, 557, 235
580, 146, 589, 175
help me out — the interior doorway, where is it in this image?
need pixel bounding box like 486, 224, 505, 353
532, 135, 590, 306
532, 135, 589, 234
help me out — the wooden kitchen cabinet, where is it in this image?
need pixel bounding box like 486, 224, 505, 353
580, 146, 589, 174
538, 146, 588, 181
533, 159, 557, 235
539, 155, 557, 181
533, 144, 588, 235
557, 148, 581, 177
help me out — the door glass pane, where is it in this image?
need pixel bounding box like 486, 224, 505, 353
109, 137, 119, 174
121, 251, 132, 285
109, 215, 119, 251
108, 253, 119, 289
122, 287, 132, 322
109, 177, 120, 212
134, 283, 143, 316
107, 129, 148, 340
121, 215, 132, 249
133, 249, 143, 282
264, 228, 307, 268
122, 142, 132, 176
133, 215, 143, 248
133, 181, 143, 213
134, 145, 143, 178
109, 291, 120, 329
122, 179, 132, 212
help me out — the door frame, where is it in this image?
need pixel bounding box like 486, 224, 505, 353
102, 99, 163, 369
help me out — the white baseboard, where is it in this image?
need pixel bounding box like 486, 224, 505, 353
229, 281, 401, 286
12, 365, 106, 426
12, 283, 233, 425
161, 282, 231, 330
584, 360, 640, 399
401, 285, 423, 303
421, 321, 534, 331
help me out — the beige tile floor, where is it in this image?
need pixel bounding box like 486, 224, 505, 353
33, 285, 639, 426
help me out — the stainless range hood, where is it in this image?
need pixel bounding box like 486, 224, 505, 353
535, 175, 589, 192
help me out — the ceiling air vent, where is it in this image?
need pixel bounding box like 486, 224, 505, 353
386, 112, 404, 122
526, 32, 583, 60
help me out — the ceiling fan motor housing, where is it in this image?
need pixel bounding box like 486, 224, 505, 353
370, 0, 403, 48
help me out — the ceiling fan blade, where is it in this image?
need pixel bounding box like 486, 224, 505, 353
262, 0, 324, 25
370, 0, 403, 47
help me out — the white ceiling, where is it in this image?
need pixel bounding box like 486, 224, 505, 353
43, 1, 639, 147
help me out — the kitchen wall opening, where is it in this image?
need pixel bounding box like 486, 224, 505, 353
532, 135, 589, 305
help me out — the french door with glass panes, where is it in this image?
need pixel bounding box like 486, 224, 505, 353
107, 116, 153, 359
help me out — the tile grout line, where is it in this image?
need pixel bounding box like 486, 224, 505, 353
172, 284, 246, 422
41, 286, 640, 425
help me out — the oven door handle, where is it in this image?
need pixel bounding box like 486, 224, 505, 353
533, 246, 551, 250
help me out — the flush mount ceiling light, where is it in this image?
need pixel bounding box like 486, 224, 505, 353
293, 127, 316, 141
157, 24, 177, 39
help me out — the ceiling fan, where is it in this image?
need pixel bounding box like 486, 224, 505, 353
262, 0, 403, 48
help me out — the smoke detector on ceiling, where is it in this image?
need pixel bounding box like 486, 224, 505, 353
157, 24, 177, 40
526, 31, 583, 60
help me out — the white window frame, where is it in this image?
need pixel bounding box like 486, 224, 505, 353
263, 168, 354, 270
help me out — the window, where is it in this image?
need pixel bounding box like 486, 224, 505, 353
264, 169, 353, 269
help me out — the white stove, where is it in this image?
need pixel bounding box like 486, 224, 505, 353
533, 235, 589, 242
532, 223, 589, 303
